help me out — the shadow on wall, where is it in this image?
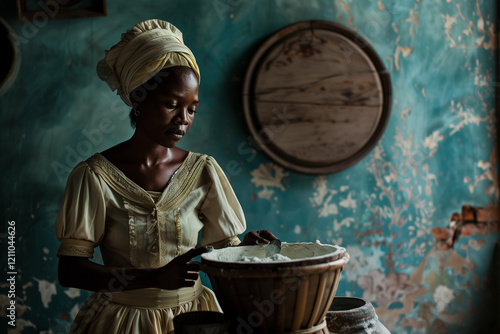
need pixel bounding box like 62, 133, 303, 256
488, 241, 500, 332
473, 240, 500, 333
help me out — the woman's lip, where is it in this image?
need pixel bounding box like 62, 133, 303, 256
166, 131, 184, 139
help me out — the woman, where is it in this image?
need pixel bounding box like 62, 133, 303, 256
55, 19, 276, 333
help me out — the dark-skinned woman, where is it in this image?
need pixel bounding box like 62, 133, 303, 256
55, 19, 277, 333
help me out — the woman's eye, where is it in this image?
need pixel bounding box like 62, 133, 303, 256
166, 103, 177, 109
188, 108, 197, 114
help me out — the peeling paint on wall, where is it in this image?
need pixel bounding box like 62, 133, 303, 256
33, 278, 57, 309
63, 288, 80, 299
250, 163, 288, 199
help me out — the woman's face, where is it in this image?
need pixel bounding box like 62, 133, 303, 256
134, 67, 199, 148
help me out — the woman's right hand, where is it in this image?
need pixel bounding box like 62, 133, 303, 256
240, 229, 278, 246
151, 246, 211, 290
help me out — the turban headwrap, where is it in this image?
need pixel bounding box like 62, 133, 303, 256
96, 19, 200, 107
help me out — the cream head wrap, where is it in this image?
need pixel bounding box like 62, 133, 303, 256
96, 19, 200, 106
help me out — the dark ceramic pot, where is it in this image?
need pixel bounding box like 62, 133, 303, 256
326, 297, 390, 334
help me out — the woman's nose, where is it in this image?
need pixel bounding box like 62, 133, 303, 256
174, 108, 189, 125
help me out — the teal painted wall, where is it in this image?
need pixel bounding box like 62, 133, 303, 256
1, 0, 499, 333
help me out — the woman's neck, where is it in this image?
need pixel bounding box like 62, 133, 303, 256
126, 131, 177, 166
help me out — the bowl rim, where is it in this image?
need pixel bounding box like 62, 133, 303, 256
201, 242, 348, 270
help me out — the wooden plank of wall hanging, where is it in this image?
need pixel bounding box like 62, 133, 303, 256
243, 20, 392, 174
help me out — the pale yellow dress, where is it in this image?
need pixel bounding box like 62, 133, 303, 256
55, 152, 246, 334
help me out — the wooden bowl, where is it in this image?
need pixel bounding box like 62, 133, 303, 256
201, 242, 349, 333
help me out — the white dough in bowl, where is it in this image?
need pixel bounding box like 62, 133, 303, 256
239, 253, 292, 262
202, 241, 344, 263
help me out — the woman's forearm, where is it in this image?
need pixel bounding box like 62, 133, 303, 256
58, 256, 155, 292
58, 247, 208, 292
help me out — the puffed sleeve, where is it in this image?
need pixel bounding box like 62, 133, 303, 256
55, 161, 106, 258
199, 156, 246, 247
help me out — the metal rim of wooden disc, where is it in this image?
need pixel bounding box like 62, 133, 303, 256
242, 20, 392, 175
0, 18, 21, 96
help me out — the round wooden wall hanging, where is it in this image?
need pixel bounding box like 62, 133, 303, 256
0, 18, 21, 96
243, 20, 391, 175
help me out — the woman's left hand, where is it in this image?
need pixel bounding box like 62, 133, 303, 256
240, 230, 278, 246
